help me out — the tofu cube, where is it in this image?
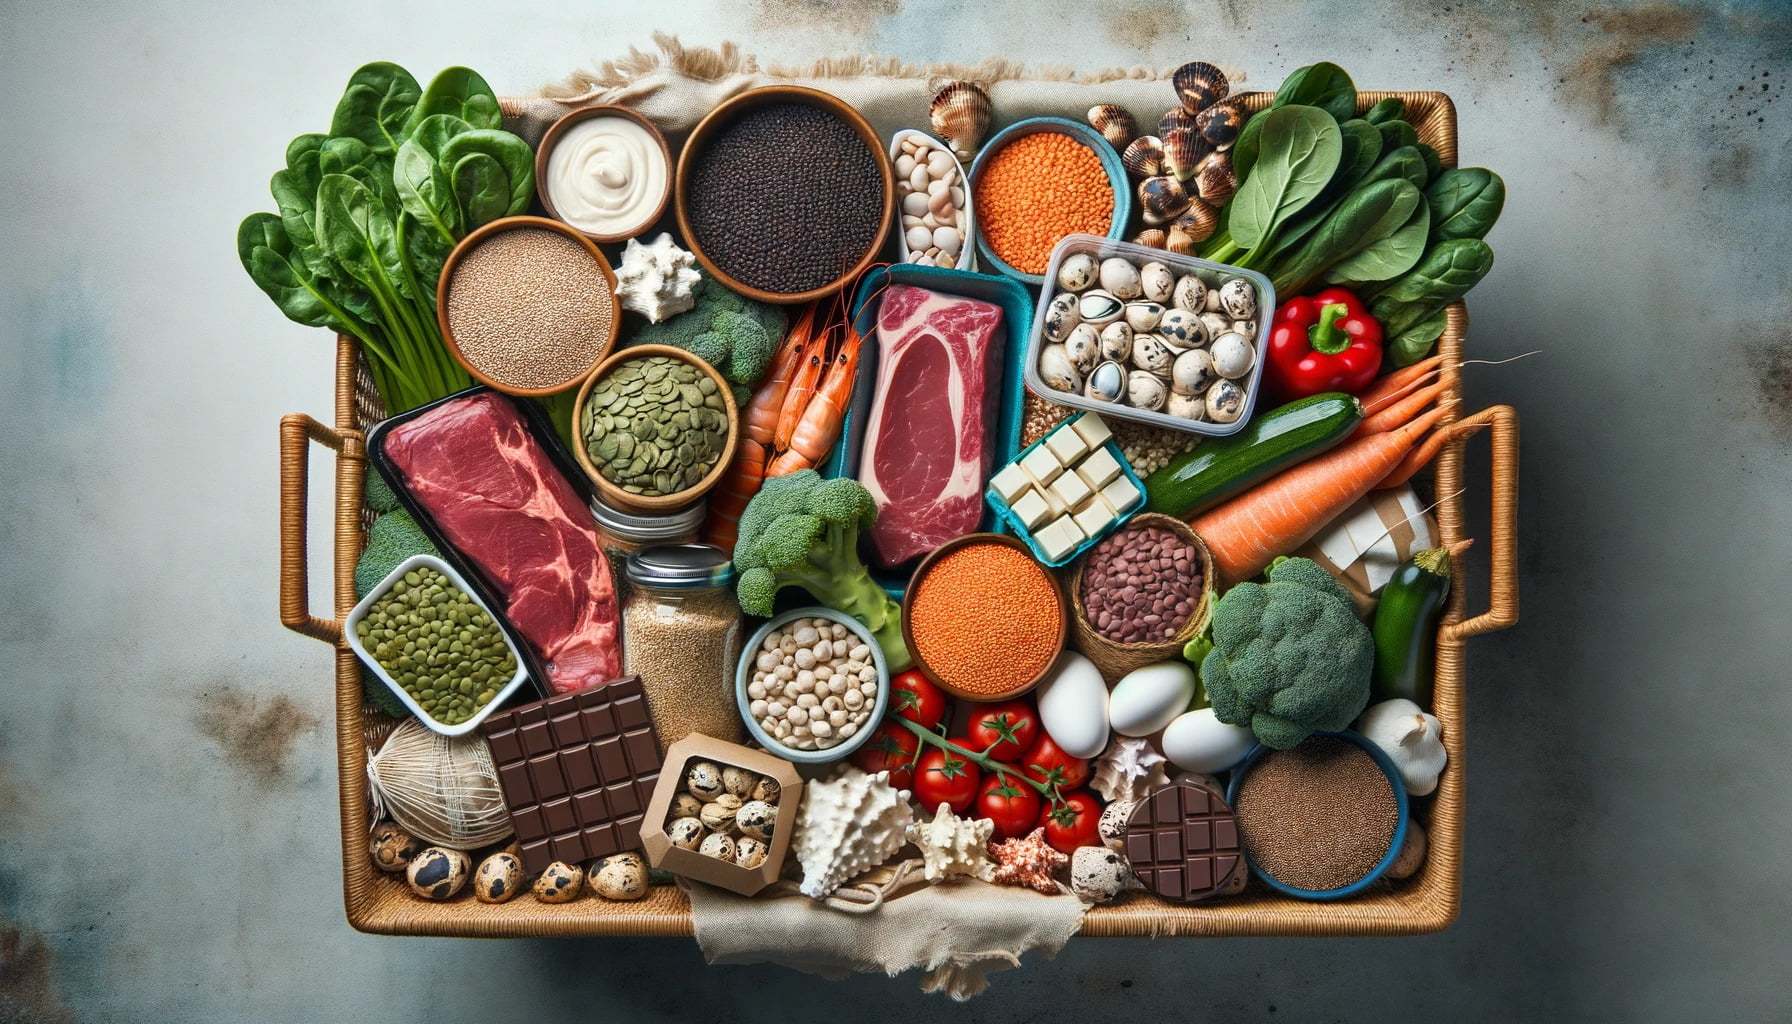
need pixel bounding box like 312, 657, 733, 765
1036, 516, 1086, 562
989, 463, 1034, 505
1076, 446, 1123, 490
1100, 474, 1141, 514
1038, 482, 1069, 518
1044, 424, 1089, 464
1020, 444, 1063, 485
1051, 469, 1093, 510
1009, 488, 1052, 531
1071, 413, 1112, 449
1073, 494, 1116, 538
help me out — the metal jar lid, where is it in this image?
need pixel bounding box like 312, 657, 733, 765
625, 544, 736, 589
588, 496, 707, 542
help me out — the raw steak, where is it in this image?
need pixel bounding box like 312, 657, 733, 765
384, 393, 622, 695
860, 284, 1005, 567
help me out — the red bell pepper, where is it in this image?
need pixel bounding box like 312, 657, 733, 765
1264, 287, 1384, 399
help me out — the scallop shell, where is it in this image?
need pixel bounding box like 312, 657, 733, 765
1132, 228, 1168, 249
1084, 360, 1125, 402
1086, 104, 1137, 147
1172, 61, 1230, 115
1138, 175, 1193, 226
1065, 323, 1101, 372
1194, 153, 1238, 206
1127, 370, 1168, 411
1162, 128, 1207, 184
1158, 106, 1199, 140
1168, 201, 1219, 250
793, 766, 914, 899
930, 81, 992, 162
1196, 101, 1245, 151
1099, 321, 1135, 362
1205, 378, 1246, 422
1121, 135, 1165, 180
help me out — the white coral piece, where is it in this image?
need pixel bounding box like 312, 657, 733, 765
613, 232, 700, 323
793, 765, 914, 899
1091, 736, 1171, 805
906, 803, 995, 883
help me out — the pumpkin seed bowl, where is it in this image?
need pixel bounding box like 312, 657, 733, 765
571, 344, 740, 516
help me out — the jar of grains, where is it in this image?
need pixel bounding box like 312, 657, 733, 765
589, 497, 707, 603
622, 544, 743, 744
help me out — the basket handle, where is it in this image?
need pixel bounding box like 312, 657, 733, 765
1441, 404, 1519, 640
280, 413, 347, 645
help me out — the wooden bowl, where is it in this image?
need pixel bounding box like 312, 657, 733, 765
673, 85, 894, 305
1066, 514, 1216, 685
570, 344, 740, 516
900, 533, 1070, 702
535, 105, 673, 244
436, 216, 619, 396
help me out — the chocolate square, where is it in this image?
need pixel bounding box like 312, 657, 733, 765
1123, 781, 1244, 904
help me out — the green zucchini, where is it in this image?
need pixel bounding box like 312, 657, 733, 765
1143, 392, 1364, 517
1370, 546, 1453, 706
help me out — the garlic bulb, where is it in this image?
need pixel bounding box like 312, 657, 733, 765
1356, 699, 1448, 796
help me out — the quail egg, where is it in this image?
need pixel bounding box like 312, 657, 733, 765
1171, 348, 1216, 396
721, 766, 756, 798
474, 852, 523, 904
1099, 321, 1134, 363
700, 794, 744, 833
1043, 291, 1081, 342
669, 793, 704, 821
1076, 289, 1126, 326
749, 777, 780, 804
1065, 323, 1101, 372
1198, 310, 1233, 342
405, 846, 470, 900
734, 836, 770, 870
1084, 361, 1125, 403
736, 800, 778, 842
533, 861, 584, 903
1205, 378, 1246, 423
589, 852, 649, 901
1127, 370, 1168, 411
1097, 258, 1143, 300
685, 760, 725, 801
1039, 344, 1083, 394
1139, 261, 1176, 303
1210, 332, 1255, 379
1218, 278, 1258, 320
1099, 799, 1138, 851
1123, 301, 1165, 332
370, 822, 423, 873
667, 816, 706, 850
1056, 252, 1099, 292
1070, 846, 1137, 904
1231, 319, 1258, 338
1130, 334, 1175, 378
1167, 392, 1207, 420
698, 832, 737, 861
1157, 307, 1206, 349
1172, 274, 1206, 312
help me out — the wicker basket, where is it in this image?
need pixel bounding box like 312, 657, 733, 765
278, 89, 1519, 938
1066, 513, 1215, 684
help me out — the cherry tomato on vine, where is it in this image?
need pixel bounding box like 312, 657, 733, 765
852, 721, 919, 791
914, 746, 981, 814
1020, 733, 1091, 792
1037, 790, 1103, 853
977, 772, 1043, 840
965, 701, 1039, 763
889, 669, 948, 730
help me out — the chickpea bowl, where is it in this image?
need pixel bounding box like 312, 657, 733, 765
735, 607, 891, 764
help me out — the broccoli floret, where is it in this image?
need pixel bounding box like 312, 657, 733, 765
364, 471, 402, 513
696, 310, 776, 387
627, 275, 787, 390
732, 470, 910, 670
354, 510, 438, 598
1200, 557, 1373, 749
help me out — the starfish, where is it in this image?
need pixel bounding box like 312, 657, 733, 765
987, 827, 1069, 895
907, 803, 995, 883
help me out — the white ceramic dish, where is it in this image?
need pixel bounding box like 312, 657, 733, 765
345, 553, 531, 738
735, 607, 891, 764
889, 129, 975, 271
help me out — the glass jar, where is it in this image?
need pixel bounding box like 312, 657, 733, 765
621, 544, 743, 744
589, 497, 706, 604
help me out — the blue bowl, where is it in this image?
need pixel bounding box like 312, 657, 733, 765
967, 117, 1131, 286
735, 607, 891, 764
1225, 730, 1411, 901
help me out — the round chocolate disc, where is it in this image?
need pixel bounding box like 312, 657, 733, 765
1121, 780, 1243, 902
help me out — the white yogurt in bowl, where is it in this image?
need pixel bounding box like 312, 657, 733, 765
542, 110, 670, 241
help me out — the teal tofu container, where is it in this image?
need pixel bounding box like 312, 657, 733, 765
983, 423, 1145, 568
822, 264, 1034, 598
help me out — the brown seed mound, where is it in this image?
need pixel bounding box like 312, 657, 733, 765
1234, 736, 1398, 891
447, 227, 614, 390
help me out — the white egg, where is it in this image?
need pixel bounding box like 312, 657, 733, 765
1033, 652, 1109, 759
1161, 708, 1257, 773
1107, 662, 1198, 737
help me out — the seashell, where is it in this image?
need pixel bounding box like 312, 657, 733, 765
1162, 128, 1207, 184
1168, 200, 1220, 250
1086, 104, 1138, 147
1123, 301, 1164, 333
1127, 370, 1168, 411
1098, 258, 1144, 300
1172, 348, 1216, 396
1099, 321, 1135, 362
1205, 378, 1246, 423
1157, 307, 1206, 349
1065, 323, 1101, 372
1196, 101, 1245, 151
930, 81, 992, 163
1218, 278, 1258, 320
1158, 106, 1199, 140
1211, 332, 1255, 379
1057, 252, 1099, 293
1138, 175, 1193, 226
1039, 344, 1083, 394
1093, 736, 1171, 805
793, 766, 914, 899
1172, 274, 1207, 313
1140, 262, 1176, 303
1121, 135, 1164, 180
613, 232, 701, 324
906, 803, 996, 883
1199, 310, 1234, 341
1130, 334, 1175, 378
1084, 360, 1125, 403
1132, 228, 1168, 249
1194, 153, 1238, 206
1172, 61, 1230, 115
1167, 392, 1207, 420
1076, 289, 1126, 326
1042, 291, 1081, 342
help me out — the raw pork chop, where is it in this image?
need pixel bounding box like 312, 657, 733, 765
860, 284, 1005, 567
384, 393, 622, 694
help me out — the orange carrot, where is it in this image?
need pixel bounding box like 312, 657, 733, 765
1190, 405, 1451, 586
1353, 382, 1453, 438
1357, 356, 1444, 411
1375, 418, 1488, 491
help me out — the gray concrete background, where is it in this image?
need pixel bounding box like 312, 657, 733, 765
3, 0, 1789, 1020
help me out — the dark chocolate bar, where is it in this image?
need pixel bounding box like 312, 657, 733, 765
1122, 781, 1243, 902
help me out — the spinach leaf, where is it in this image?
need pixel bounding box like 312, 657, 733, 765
1273, 62, 1357, 123
329, 62, 421, 156
406, 66, 502, 134
394, 114, 473, 245
1323, 190, 1430, 287
1232, 109, 1267, 181
1275, 178, 1423, 294
1386, 308, 1450, 367
1425, 168, 1506, 243
1367, 238, 1495, 335
1247, 119, 1382, 272
318, 136, 399, 208
237, 213, 366, 333
1228, 106, 1341, 251
1376, 119, 1419, 153
314, 173, 407, 303
441, 129, 536, 225
1416, 143, 1443, 183
1367, 145, 1430, 190
1363, 97, 1405, 125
